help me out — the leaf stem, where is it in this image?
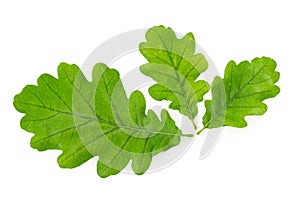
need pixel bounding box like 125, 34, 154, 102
191, 118, 197, 130
179, 133, 194, 137
196, 126, 207, 135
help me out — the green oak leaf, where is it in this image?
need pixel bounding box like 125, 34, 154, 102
200, 57, 280, 133
139, 26, 210, 129
14, 63, 192, 178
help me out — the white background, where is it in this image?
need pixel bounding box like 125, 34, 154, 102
1, 0, 299, 199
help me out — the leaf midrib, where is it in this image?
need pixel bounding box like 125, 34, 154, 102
16, 100, 190, 137
156, 32, 197, 122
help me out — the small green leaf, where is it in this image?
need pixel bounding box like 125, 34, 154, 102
140, 26, 209, 128
201, 57, 280, 132
14, 63, 192, 178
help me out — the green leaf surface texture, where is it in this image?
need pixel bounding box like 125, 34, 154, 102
202, 57, 280, 129
140, 26, 210, 128
14, 63, 186, 178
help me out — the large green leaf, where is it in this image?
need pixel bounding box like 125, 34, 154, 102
140, 26, 209, 128
14, 63, 192, 178
201, 57, 280, 131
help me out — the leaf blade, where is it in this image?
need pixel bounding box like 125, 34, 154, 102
202, 57, 280, 129
14, 63, 185, 178
139, 26, 209, 127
